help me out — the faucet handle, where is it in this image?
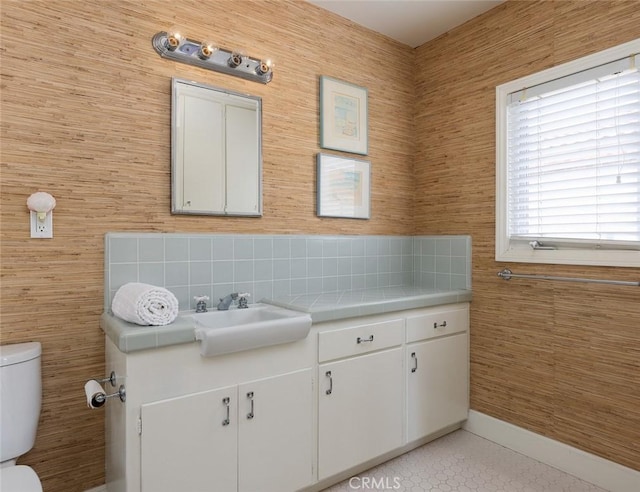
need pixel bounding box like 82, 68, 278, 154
194, 295, 210, 313
237, 293, 251, 309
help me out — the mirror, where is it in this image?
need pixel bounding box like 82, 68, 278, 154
171, 78, 262, 216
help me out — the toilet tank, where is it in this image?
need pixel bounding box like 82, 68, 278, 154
0, 342, 42, 462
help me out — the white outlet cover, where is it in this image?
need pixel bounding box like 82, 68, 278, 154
30, 211, 53, 238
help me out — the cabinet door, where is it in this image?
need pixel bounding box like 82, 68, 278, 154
407, 332, 468, 442
225, 105, 260, 215
238, 368, 313, 492
318, 348, 404, 481
178, 91, 226, 213
140, 386, 237, 492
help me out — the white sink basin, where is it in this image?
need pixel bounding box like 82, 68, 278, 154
191, 304, 312, 357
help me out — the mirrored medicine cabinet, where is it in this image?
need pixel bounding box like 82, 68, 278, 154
171, 78, 262, 216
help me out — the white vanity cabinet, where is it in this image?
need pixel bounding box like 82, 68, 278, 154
105, 335, 315, 492
316, 319, 405, 480
105, 302, 470, 492
406, 304, 469, 442
140, 368, 313, 492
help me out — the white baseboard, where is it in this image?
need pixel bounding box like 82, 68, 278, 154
84, 486, 107, 492
463, 410, 640, 492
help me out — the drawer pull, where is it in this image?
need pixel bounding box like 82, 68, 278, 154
411, 352, 418, 373
325, 371, 333, 395
433, 321, 447, 329
357, 335, 374, 344
222, 397, 230, 426
246, 391, 254, 420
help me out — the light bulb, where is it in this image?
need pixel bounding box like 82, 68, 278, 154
26, 192, 56, 221
256, 59, 273, 75
166, 26, 184, 51
199, 40, 217, 59
228, 52, 243, 68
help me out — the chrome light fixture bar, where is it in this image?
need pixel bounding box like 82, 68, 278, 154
151, 29, 273, 84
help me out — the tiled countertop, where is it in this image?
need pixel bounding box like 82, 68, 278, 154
101, 287, 472, 353
264, 286, 472, 323
100, 312, 196, 353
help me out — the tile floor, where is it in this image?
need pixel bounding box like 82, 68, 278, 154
321, 430, 606, 492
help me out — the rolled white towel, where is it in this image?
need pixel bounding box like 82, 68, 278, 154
111, 282, 179, 326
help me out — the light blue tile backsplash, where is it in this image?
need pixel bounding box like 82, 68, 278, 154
105, 233, 471, 311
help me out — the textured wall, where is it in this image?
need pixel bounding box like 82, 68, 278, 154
414, 0, 640, 471
0, 1, 414, 490
3, 1, 639, 490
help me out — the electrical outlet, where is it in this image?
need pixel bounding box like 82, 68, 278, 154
30, 211, 53, 239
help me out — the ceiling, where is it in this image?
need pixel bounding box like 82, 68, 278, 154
307, 0, 505, 48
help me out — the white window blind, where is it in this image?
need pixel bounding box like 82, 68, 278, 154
506, 54, 640, 248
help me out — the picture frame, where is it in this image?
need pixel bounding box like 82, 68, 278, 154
317, 153, 371, 219
319, 76, 368, 155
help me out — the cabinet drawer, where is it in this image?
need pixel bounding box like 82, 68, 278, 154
319, 319, 404, 362
406, 305, 468, 343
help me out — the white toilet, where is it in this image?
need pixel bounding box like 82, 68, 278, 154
0, 341, 43, 492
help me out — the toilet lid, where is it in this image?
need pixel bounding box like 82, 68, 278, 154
0, 465, 43, 492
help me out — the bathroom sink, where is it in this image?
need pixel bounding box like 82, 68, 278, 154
190, 304, 312, 357
191, 306, 295, 329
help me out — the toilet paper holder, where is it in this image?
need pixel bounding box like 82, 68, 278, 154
96, 371, 117, 388
94, 384, 126, 405
87, 371, 126, 406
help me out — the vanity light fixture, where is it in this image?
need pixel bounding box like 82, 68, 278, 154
151, 28, 273, 84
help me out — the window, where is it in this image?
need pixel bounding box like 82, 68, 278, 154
496, 39, 640, 267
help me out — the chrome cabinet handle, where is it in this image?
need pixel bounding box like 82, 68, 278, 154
246, 391, 254, 419
411, 352, 418, 373
357, 335, 374, 344
325, 371, 333, 395
222, 397, 230, 426
433, 321, 447, 329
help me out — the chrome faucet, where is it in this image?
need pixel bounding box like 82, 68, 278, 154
217, 292, 251, 310
194, 295, 209, 313
217, 293, 238, 311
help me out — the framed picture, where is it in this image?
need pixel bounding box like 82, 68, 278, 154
317, 153, 371, 219
319, 76, 368, 155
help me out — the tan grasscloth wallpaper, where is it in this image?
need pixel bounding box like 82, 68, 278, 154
414, 0, 640, 474
0, 1, 638, 491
